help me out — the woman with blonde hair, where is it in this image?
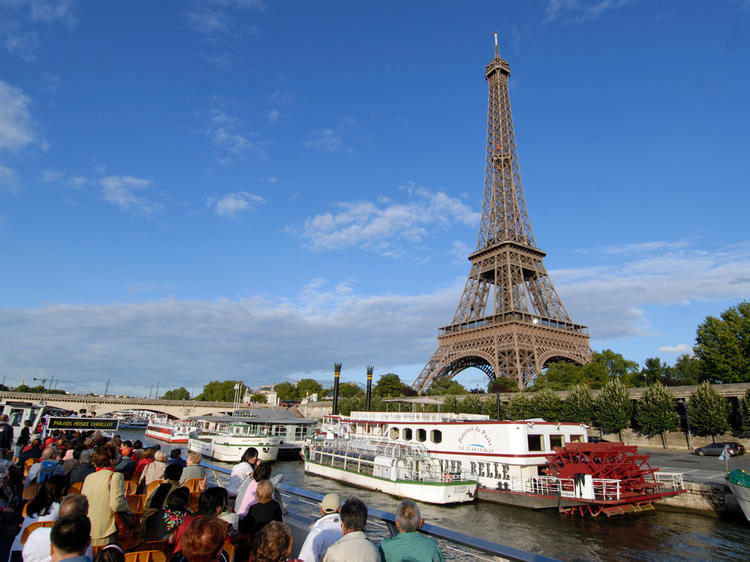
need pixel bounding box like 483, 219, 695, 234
140, 449, 168, 487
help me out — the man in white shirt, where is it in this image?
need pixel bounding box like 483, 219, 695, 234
322, 498, 379, 562
23, 494, 93, 562
298, 493, 343, 562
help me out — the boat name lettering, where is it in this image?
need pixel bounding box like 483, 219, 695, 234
457, 425, 493, 451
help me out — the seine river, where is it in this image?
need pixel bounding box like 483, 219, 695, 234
119, 429, 750, 561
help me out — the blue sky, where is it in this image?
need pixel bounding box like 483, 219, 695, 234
1, 0, 749, 396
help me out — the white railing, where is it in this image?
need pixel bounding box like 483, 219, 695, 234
652, 472, 685, 492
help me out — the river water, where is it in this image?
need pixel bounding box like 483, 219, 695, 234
119, 429, 750, 561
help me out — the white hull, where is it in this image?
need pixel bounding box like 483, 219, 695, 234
727, 481, 750, 522
189, 434, 280, 462
145, 421, 193, 444
304, 460, 476, 504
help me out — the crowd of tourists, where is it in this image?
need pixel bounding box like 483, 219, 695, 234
0, 421, 444, 562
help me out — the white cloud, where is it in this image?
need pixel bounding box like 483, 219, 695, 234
267, 109, 280, 123
450, 240, 472, 263
0, 163, 20, 193
202, 108, 265, 163
303, 129, 343, 152
99, 175, 158, 215
544, 0, 634, 23
0, 282, 458, 394
0, 80, 36, 151
187, 9, 232, 35
41, 169, 63, 183
0, 0, 76, 60
659, 344, 692, 354
554, 240, 750, 339
41, 169, 87, 189
301, 181, 480, 255
266, 176, 278, 184
210, 191, 265, 218
269, 90, 295, 106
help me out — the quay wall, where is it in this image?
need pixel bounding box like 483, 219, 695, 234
658, 480, 742, 517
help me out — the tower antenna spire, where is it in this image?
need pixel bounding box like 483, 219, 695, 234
494, 31, 499, 57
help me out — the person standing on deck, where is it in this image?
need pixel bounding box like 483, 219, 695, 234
0, 415, 13, 460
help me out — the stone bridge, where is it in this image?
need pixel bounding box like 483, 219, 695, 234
0, 391, 275, 419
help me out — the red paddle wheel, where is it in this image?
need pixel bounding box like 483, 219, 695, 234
544, 442, 682, 517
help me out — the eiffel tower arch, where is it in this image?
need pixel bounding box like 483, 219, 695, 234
413, 34, 592, 393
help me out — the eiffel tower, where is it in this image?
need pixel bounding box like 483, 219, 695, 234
413, 34, 592, 393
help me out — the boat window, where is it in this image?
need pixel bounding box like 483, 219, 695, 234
430, 430, 442, 444
402, 428, 412, 441
417, 429, 426, 442
390, 427, 399, 440
550, 435, 564, 449
570, 434, 582, 443
527, 434, 543, 451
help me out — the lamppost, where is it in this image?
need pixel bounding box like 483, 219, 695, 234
680, 398, 693, 450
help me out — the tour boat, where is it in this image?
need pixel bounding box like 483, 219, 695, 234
0, 397, 70, 441
318, 411, 685, 516
144, 417, 195, 444
726, 469, 750, 522
303, 437, 477, 504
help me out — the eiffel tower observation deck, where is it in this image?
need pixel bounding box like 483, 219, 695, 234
413, 33, 592, 393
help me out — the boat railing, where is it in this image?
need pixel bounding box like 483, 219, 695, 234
651, 472, 685, 492
201, 461, 559, 562
523, 476, 622, 501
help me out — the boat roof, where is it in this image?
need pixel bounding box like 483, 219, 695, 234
189, 408, 316, 425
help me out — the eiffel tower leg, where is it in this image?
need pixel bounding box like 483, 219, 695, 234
413, 347, 444, 394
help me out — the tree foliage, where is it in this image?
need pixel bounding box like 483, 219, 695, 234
672, 354, 703, 385
338, 382, 363, 398
161, 387, 190, 400
488, 377, 516, 393
594, 379, 633, 436
249, 393, 267, 404
694, 302, 750, 383
688, 382, 730, 441
196, 380, 244, 402
296, 379, 323, 398
634, 383, 678, 443
374, 374, 405, 398
507, 393, 533, 420
427, 378, 468, 396
529, 388, 562, 421
275, 382, 299, 401
741, 389, 750, 436
561, 385, 594, 424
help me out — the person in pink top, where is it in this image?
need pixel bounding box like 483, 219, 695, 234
235, 463, 272, 522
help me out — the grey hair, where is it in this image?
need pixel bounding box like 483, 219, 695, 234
60, 493, 89, 517
396, 499, 420, 533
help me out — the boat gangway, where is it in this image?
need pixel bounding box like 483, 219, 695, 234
202, 461, 558, 562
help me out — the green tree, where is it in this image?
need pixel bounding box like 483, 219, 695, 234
561, 385, 594, 424
427, 378, 468, 395
529, 388, 562, 421
694, 302, 750, 383
339, 382, 363, 398
488, 377, 516, 393
635, 358, 669, 387
249, 393, 267, 404
196, 380, 244, 401
456, 394, 483, 414
442, 396, 459, 413
297, 379, 323, 398
275, 382, 300, 401
533, 361, 584, 390
374, 374, 405, 398
482, 396, 504, 419
688, 382, 731, 442
634, 383, 678, 447
740, 389, 750, 436
672, 354, 703, 385
161, 387, 190, 400
507, 393, 533, 420
594, 379, 633, 438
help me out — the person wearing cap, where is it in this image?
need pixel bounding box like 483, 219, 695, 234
298, 493, 343, 562
378, 499, 443, 562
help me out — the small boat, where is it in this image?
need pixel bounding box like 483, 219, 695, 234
726, 469, 750, 522
188, 424, 280, 462
303, 437, 476, 504
144, 417, 195, 443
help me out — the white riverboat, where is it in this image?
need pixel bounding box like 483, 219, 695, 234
144, 417, 195, 444
303, 437, 476, 504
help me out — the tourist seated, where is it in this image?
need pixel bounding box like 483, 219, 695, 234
379, 499, 443, 562
321, 498, 379, 562
298, 493, 342, 562
226, 448, 258, 497
9, 474, 68, 559
0, 463, 24, 561
235, 463, 272, 519
69, 450, 95, 484
113, 452, 135, 477
129, 440, 144, 462
62, 446, 85, 476
132, 448, 155, 481
27, 448, 65, 485
49, 513, 92, 562
252, 521, 301, 562
16, 437, 43, 468
119, 441, 133, 459
179, 451, 207, 486
161, 486, 194, 548
140, 450, 169, 487
242, 480, 282, 537
23, 494, 94, 562
169, 449, 187, 468
171, 516, 229, 562
140, 463, 184, 540
92, 544, 124, 562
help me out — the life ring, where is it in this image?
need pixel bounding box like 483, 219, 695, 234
442, 473, 453, 483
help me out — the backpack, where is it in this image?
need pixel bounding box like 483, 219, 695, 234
37, 460, 61, 483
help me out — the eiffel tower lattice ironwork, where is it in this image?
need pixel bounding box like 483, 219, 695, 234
413, 34, 592, 393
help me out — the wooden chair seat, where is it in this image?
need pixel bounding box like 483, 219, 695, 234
127, 494, 148, 515
182, 477, 206, 493
23, 482, 41, 500
124, 549, 166, 562
68, 481, 83, 494
125, 480, 140, 496
223, 542, 236, 562
145, 479, 166, 495
20, 520, 54, 545
23, 458, 40, 477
